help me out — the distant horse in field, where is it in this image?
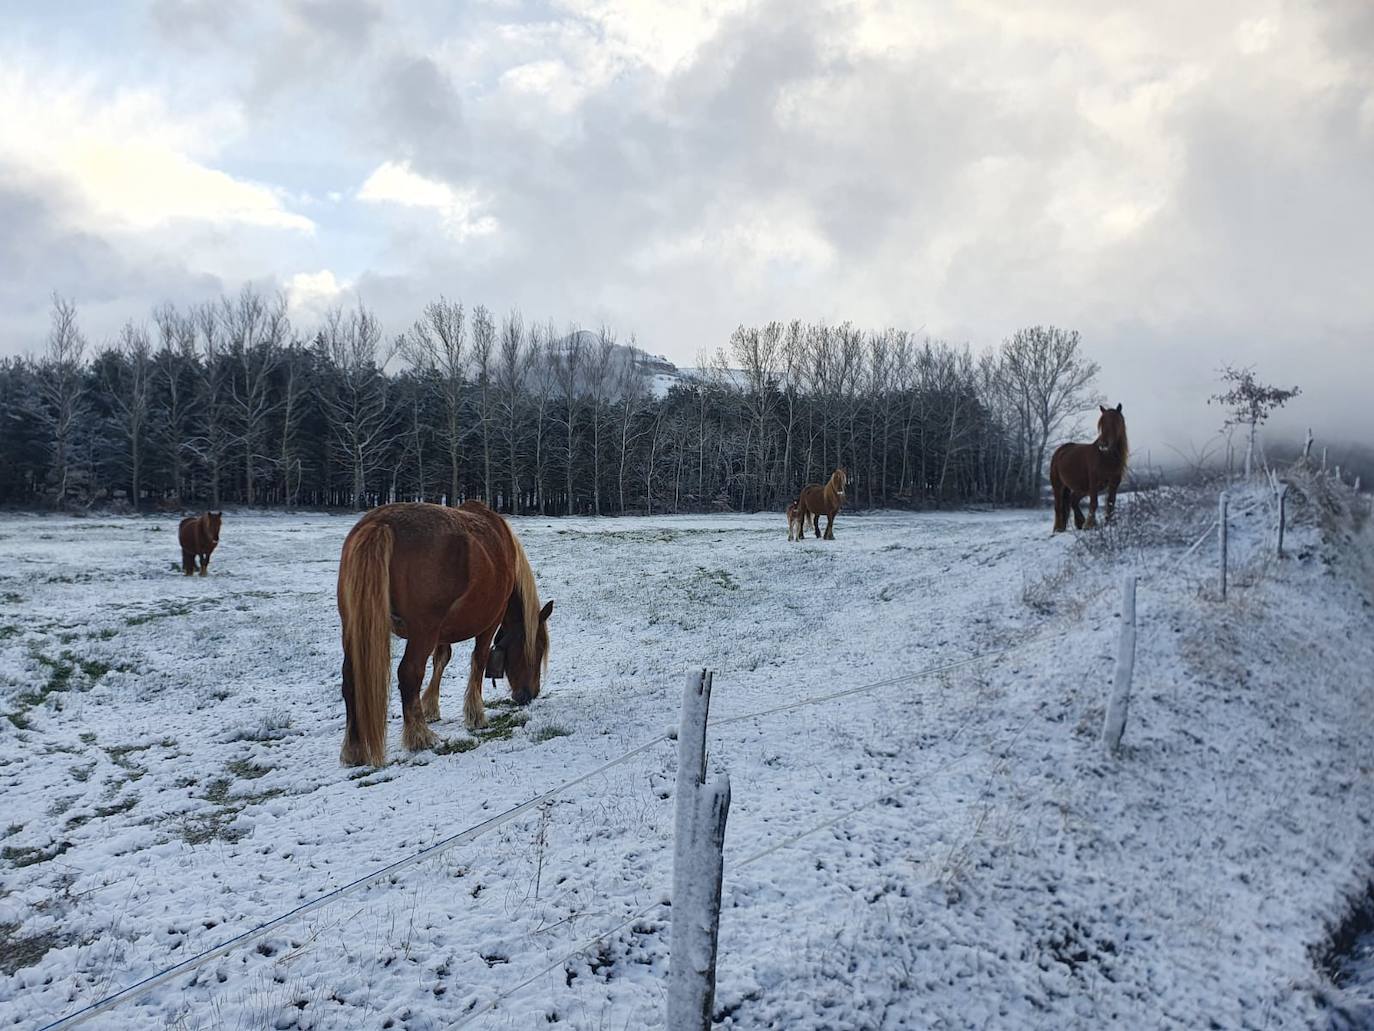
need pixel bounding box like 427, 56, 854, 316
178, 512, 222, 576
786, 500, 815, 542
797, 468, 847, 540
336, 501, 553, 767
1049, 404, 1129, 533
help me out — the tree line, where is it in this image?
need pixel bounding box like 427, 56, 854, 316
0, 288, 1102, 514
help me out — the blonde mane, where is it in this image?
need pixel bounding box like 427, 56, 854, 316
506, 521, 546, 671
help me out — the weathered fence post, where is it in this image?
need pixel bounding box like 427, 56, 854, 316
668, 670, 731, 1031
1102, 575, 1137, 755
1322, 446, 1328, 473
1303, 428, 1314, 459
1276, 482, 1288, 559
1218, 491, 1229, 600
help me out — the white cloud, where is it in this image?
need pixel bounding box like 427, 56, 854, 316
286, 269, 349, 317
0, 66, 313, 234
356, 160, 498, 240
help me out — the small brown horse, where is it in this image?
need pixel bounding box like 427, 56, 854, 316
786, 500, 815, 542
1049, 404, 1129, 533
797, 468, 847, 540
178, 512, 222, 576
336, 501, 553, 767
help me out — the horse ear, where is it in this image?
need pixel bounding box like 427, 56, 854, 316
539, 600, 554, 622
1099, 405, 1107, 413
1115, 402, 1122, 413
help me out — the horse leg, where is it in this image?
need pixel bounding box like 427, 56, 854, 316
1105, 482, 1119, 524
824, 512, 835, 540
463, 625, 499, 730
198, 550, 209, 576
181, 547, 195, 575
422, 642, 450, 722
339, 653, 368, 766
397, 637, 438, 752
1085, 492, 1099, 529
1053, 484, 1068, 533
1071, 494, 1086, 530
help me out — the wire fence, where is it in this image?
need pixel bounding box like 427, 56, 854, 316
41, 476, 1306, 1029
37, 621, 1061, 1030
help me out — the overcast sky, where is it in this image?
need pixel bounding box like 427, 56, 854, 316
1, 0, 1370, 455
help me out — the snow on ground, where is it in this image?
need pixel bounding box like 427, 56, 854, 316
1, 473, 1373, 1030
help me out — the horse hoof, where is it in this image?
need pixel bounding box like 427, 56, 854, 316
465, 711, 487, 731
339, 741, 371, 767
404, 723, 438, 752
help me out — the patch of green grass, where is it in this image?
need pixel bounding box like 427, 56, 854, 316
697, 567, 739, 591
3, 825, 21, 838
2, 841, 71, 868
179, 778, 283, 845
477, 710, 529, 741
66, 794, 139, 830
106, 743, 153, 768
0, 626, 20, 641
0, 922, 63, 975
532, 725, 572, 743
3, 711, 30, 730
79, 732, 96, 745
70, 763, 96, 783
226, 758, 270, 780
77, 658, 112, 680
90, 627, 118, 641
433, 737, 479, 755
124, 601, 192, 626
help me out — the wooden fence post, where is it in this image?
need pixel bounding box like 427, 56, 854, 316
1218, 491, 1229, 600
1277, 482, 1288, 559
668, 671, 731, 1031
1102, 575, 1137, 755
1304, 428, 1314, 459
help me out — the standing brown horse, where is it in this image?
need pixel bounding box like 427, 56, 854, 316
336, 501, 553, 767
1049, 404, 1129, 533
178, 512, 222, 576
796, 468, 847, 540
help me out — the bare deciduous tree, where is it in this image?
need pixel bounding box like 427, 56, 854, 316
32, 294, 89, 508
998, 326, 1100, 499
550, 326, 585, 515
320, 304, 393, 508
400, 297, 466, 504
1208, 365, 1301, 478
470, 304, 496, 504
102, 320, 154, 508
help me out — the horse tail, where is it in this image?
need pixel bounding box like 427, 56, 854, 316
506, 521, 545, 673
339, 521, 394, 766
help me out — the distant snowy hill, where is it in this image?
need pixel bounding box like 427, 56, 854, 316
544, 330, 720, 397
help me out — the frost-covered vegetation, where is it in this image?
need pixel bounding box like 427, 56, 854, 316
1, 457, 1371, 1028
0, 291, 1101, 514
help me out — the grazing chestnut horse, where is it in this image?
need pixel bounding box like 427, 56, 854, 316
1049, 404, 1129, 533
786, 500, 815, 542
796, 468, 847, 540
178, 512, 222, 576
336, 501, 553, 767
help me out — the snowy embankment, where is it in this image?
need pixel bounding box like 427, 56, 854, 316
1, 469, 1372, 1030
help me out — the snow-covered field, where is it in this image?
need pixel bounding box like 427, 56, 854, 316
2, 476, 1373, 1030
